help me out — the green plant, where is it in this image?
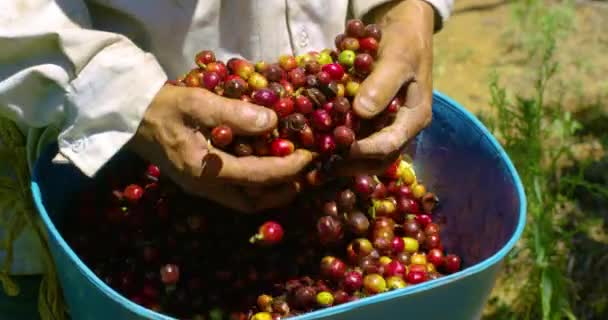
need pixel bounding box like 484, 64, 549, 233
0, 118, 66, 320
481, 1, 592, 319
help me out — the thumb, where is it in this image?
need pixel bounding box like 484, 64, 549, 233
352, 53, 414, 120
185, 88, 278, 135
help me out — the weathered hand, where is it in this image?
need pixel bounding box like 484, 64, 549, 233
129, 84, 314, 213
339, 0, 435, 175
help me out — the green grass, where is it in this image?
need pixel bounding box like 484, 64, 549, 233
479, 1, 608, 319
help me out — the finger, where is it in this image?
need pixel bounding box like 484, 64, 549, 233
200, 149, 316, 186
352, 51, 415, 119
350, 88, 431, 159
253, 182, 301, 212
184, 88, 278, 135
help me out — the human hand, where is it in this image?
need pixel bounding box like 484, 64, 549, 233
338, 0, 435, 175
129, 84, 314, 213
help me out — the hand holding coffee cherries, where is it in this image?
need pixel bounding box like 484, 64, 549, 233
341, 0, 435, 175
129, 84, 315, 213
152, 1, 436, 211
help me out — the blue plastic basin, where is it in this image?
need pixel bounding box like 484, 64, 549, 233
31, 91, 526, 320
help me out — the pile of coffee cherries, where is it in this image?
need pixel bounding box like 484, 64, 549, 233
167, 19, 398, 171
64, 153, 461, 320
63, 19, 462, 320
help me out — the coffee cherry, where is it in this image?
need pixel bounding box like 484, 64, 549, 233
233, 141, 254, 157
387, 97, 401, 113
391, 237, 405, 253
249, 72, 269, 90
365, 24, 382, 41
345, 19, 366, 38
403, 237, 419, 253
252, 89, 279, 107
270, 139, 295, 157
202, 71, 221, 90
363, 274, 386, 294
422, 192, 439, 212
311, 109, 333, 131
386, 276, 406, 290
412, 183, 426, 199
264, 64, 284, 82
160, 264, 180, 285
411, 253, 427, 265
341, 37, 360, 51
317, 71, 332, 85
359, 37, 379, 56
342, 271, 363, 292
406, 270, 427, 284
279, 55, 298, 71
383, 260, 406, 277
335, 33, 346, 49
317, 134, 336, 154
234, 60, 255, 80
211, 125, 233, 148
251, 312, 272, 320
425, 223, 440, 236
145, 164, 160, 180
272, 300, 290, 315
321, 63, 345, 81
293, 286, 316, 309
317, 216, 343, 245
338, 189, 357, 211
354, 175, 375, 197
299, 125, 315, 147
206, 61, 228, 79
257, 294, 273, 312
347, 238, 374, 261
195, 50, 215, 67
345, 81, 360, 97
354, 53, 374, 74
295, 95, 314, 114
416, 214, 432, 228
317, 51, 333, 65
427, 249, 444, 267
444, 254, 461, 274
184, 71, 201, 87
223, 78, 247, 98
250, 221, 284, 246
316, 291, 334, 307
273, 98, 295, 118
338, 50, 356, 66
320, 256, 346, 280
346, 211, 369, 236
288, 68, 307, 88
124, 184, 143, 202
333, 126, 355, 148
323, 201, 339, 217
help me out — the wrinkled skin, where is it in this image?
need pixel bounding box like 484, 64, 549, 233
339, 0, 435, 175
129, 85, 314, 213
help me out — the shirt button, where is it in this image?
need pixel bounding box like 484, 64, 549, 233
71, 138, 87, 153
298, 28, 309, 48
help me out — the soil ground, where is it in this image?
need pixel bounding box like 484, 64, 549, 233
432, 0, 608, 115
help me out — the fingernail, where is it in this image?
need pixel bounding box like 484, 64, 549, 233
356, 95, 376, 114
255, 110, 272, 129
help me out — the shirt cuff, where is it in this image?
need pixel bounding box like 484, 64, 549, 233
58, 42, 167, 178
351, 0, 396, 20
351, 0, 453, 32
421, 0, 453, 31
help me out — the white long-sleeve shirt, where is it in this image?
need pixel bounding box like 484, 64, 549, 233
1, 0, 453, 178
0, 0, 453, 275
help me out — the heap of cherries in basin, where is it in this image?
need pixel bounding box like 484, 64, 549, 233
64, 19, 462, 320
